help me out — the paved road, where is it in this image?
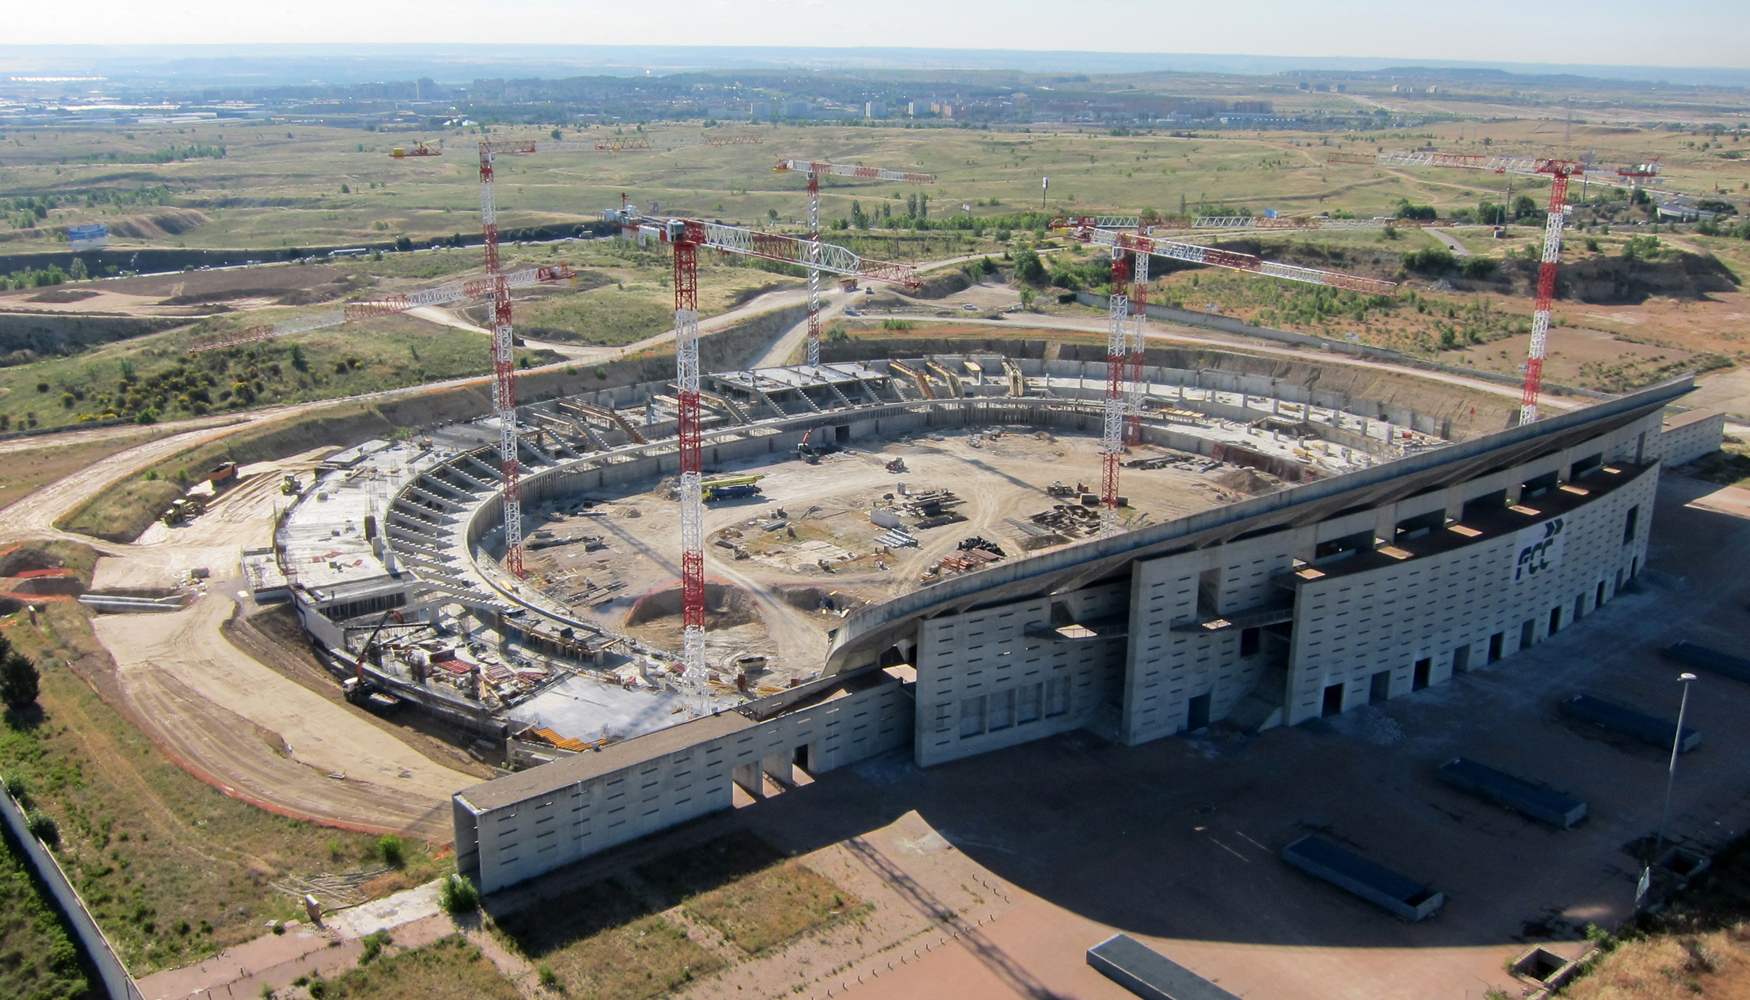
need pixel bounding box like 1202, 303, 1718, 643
1427, 228, 1474, 257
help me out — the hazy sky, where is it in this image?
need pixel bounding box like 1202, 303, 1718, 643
10, 0, 1749, 69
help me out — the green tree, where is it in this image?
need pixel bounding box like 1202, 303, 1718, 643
1512, 195, 1539, 220
1011, 247, 1047, 285
68, 257, 87, 280
0, 636, 39, 710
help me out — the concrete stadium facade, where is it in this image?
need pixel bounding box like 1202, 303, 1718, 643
452, 376, 1700, 894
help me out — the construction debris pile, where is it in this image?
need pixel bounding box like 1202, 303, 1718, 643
892, 488, 966, 530
923, 535, 1009, 580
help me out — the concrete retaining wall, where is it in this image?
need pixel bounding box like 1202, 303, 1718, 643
0, 789, 144, 1000
1073, 290, 1611, 402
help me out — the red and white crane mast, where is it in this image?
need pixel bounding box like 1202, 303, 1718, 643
1100, 245, 1130, 534
459, 137, 654, 576
1522, 162, 1580, 423
775, 159, 933, 367
477, 142, 527, 577
1062, 222, 1399, 533
612, 210, 919, 681
1327, 150, 1584, 422
1127, 234, 1149, 447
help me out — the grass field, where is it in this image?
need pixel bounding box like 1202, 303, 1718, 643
0, 560, 441, 974
0, 115, 1744, 422
299, 935, 520, 1000
2, 118, 1744, 255
492, 877, 724, 1000
0, 428, 175, 511
492, 830, 857, 998
0, 822, 94, 1000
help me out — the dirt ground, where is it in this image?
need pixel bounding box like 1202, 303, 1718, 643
476, 471, 1750, 1000
522, 428, 1243, 681
81, 451, 475, 838
0, 262, 352, 317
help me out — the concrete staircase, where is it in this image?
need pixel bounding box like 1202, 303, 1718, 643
1227, 664, 1288, 733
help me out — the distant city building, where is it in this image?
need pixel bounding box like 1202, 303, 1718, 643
865, 101, 886, 119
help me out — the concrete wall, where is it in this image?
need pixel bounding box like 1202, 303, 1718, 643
1282, 463, 1655, 726
1653, 410, 1726, 467
457, 668, 913, 894
912, 582, 1128, 767
0, 789, 145, 1000
1071, 290, 1610, 404
898, 404, 1664, 751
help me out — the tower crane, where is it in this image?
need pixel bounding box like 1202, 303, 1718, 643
1053, 212, 1422, 234
1054, 221, 1399, 533
774, 159, 934, 367
610, 208, 919, 689
384, 137, 653, 578
1326, 150, 1586, 424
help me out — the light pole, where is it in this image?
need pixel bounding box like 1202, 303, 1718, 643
1655, 672, 1698, 859
1641, 672, 1698, 908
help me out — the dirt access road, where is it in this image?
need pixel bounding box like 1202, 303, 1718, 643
4, 448, 471, 841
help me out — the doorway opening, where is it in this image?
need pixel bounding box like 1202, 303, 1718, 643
1186, 693, 1211, 732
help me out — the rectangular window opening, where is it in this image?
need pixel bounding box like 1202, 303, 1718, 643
1488, 632, 1505, 662
959, 696, 987, 738
1412, 657, 1432, 691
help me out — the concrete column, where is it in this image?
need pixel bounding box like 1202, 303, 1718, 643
732, 761, 765, 800
760, 751, 794, 791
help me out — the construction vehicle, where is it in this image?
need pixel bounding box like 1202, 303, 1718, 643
342, 609, 424, 710
280, 474, 302, 496
162, 496, 207, 526
1047, 481, 1077, 497
700, 474, 764, 502
885, 457, 907, 474
389, 141, 441, 158
209, 462, 239, 489
797, 427, 841, 464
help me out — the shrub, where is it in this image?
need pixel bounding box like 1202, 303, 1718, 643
376, 834, 405, 868
358, 930, 392, 963
593, 365, 608, 380
537, 964, 559, 990
1401, 247, 1456, 274
26, 808, 59, 845
2, 773, 31, 808
1459, 257, 1498, 280
439, 873, 479, 913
